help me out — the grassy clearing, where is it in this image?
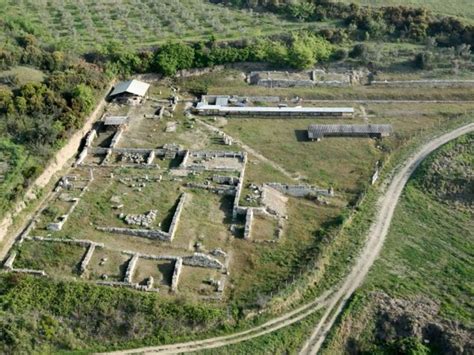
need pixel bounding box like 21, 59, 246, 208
0, 65, 45, 86
173, 190, 233, 250
251, 215, 279, 242
223, 117, 384, 194
365, 185, 473, 322
87, 248, 129, 282
179, 266, 222, 296
14, 240, 86, 278
134, 259, 174, 287
230, 197, 341, 304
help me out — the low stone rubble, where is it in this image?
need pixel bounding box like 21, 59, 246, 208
121, 152, 146, 164
121, 210, 158, 228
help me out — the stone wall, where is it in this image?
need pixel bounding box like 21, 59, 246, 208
124, 253, 139, 283
189, 150, 246, 160
186, 182, 236, 195
233, 153, 248, 219
25, 236, 104, 248
175, 65, 225, 78
101, 148, 112, 165
85, 129, 97, 147
182, 253, 224, 270
243, 208, 253, 240
97, 193, 186, 242
171, 257, 183, 292
46, 197, 81, 232
121, 250, 178, 261
168, 193, 187, 241
11, 268, 47, 276
371, 168, 379, 185
80, 243, 97, 274
3, 251, 16, 269
96, 226, 171, 241
212, 175, 239, 185
249, 69, 366, 88
180, 150, 190, 168
147, 150, 155, 165
75, 147, 89, 166
265, 183, 334, 198
75, 129, 97, 166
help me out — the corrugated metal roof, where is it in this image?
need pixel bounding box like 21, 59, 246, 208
308, 124, 392, 138
109, 79, 150, 97
196, 105, 354, 113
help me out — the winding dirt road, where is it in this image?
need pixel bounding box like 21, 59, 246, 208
300, 122, 474, 354
103, 123, 473, 355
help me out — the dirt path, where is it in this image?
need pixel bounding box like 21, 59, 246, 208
359, 105, 368, 122
102, 122, 473, 355
195, 118, 304, 181
103, 290, 333, 355
299, 122, 474, 354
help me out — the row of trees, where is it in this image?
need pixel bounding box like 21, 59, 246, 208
91, 32, 333, 77
215, 1, 474, 48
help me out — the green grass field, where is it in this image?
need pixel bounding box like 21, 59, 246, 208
343, 0, 474, 22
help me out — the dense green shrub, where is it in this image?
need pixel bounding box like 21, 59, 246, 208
152, 42, 196, 76
414, 51, 434, 70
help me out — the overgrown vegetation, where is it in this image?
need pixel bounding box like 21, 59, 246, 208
0, 274, 228, 353
0, 27, 108, 214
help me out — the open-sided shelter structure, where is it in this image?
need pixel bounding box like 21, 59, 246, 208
308, 124, 393, 140
108, 79, 150, 105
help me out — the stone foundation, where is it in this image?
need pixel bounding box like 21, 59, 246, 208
168, 193, 187, 241
171, 257, 183, 292
80, 243, 97, 274
265, 183, 334, 197
243, 208, 253, 240
3, 251, 16, 270
96, 226, 171, 241
124, 254, 139, 283
182, 253, 224, 270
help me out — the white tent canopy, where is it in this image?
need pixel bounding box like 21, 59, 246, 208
109, 79, 150, 97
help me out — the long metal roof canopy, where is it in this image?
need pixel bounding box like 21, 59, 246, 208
196, 104, 354, 113
308, 124, 393, 138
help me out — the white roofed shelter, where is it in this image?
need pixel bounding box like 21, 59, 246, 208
109, 79, 150, 105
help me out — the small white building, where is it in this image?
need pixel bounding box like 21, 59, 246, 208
109, 79, 150, 105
